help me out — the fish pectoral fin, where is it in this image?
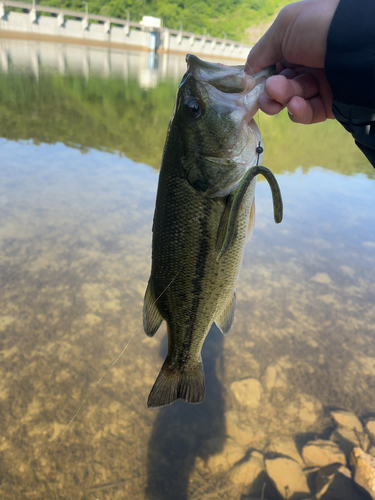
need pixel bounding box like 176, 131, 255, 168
215, 291, 236, 335
216, 195, 234, 253
147, 357, 205, 408
143, 282, 163, 337
217, 165, 283, 261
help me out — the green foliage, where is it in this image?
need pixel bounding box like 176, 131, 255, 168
0, 70, 176, 168
257, 111, 370, 177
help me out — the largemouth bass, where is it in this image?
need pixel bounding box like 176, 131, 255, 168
143, 55, 282, 408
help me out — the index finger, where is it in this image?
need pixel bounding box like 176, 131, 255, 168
245, 4, 298, 75
245, 27, 283, 75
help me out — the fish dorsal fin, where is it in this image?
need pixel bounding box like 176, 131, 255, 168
143, 282, 163, 337
215, 291, 236, 336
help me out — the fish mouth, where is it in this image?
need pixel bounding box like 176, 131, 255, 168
186, 54, 274, 94
186, 53, 273, 130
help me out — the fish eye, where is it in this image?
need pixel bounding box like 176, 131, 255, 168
185, 98, 202, 119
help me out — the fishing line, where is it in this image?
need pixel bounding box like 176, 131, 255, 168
246, 61, 277, 147
23, 64, 271, 479
22, 216, 218, 483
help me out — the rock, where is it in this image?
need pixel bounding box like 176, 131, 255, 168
369, 447, 375, 458
286, 394, 323, 426
85, 313, 102, 326
366, 420, 375, 443
265, 457, 310, 499
225, 411, 254, 447
262, 364, 288, 391
316, 463, 363, 500
240, 497, 269, 500
229, 451, 264, 492
230, 378, 263, 408
330, 427, 369, 458
302, 439, 346, 467
350, 447, 375, 500
330, 410, 363, 433
262, 357, 293, 392
205, 437, 246, 474
311, 273, 332, 284
266, 438, 303, 465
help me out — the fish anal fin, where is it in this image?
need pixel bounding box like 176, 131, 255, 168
215, 291, 236, 335
143, 282, 163, 337
147, 357, 205, 408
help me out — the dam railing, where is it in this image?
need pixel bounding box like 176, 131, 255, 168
0, 0, 251, 60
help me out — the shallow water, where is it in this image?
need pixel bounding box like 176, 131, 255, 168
1, 38, 375, 500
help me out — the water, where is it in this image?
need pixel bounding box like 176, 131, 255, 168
1, 38, 375, 500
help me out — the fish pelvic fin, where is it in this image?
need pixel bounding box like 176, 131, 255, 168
215, 291, 236, 335
143, 282, 163, 337
147, 357, 205, 408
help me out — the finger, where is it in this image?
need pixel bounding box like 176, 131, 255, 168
287, 96, 330, 124
245, 16, 285, 74
279, 68, 298, 79
264, 74, 319, 106
245, 3, 306, 74
258, 92, 285, 115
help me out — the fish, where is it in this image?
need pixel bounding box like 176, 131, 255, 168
143, 54, 282, 408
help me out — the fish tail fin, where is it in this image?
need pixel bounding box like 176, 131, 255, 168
147, 358, 205, 408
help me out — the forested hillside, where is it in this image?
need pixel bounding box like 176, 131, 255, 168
39, 0, 292, 42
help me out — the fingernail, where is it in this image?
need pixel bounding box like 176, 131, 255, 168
288, 110, 295, 119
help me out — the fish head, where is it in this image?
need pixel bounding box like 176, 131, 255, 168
173, 54, 274, 198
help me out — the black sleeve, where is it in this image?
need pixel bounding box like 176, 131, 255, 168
325, 0, 375, 168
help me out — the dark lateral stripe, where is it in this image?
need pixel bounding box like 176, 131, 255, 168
178, 202, 211, 365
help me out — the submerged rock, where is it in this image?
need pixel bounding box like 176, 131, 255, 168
266, 438, 304, 465
315, 463, 363, 500
225, 411, 254, 447
229, 451, 264, 492
262, 363, 289, 391
230, 378, 263, 408
302, 439, 346, 467
205, 437, 246, 474
330, 410, 363, 433
350, 447, 375, 500
330, 427, 369, 458
366, 420, 375, 444
265, 457, 310, 499
286, 393, 323, 426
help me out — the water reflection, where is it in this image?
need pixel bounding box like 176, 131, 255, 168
0, 37, 188, 87
147, 326, 225, 500
0, 37, 371, 176
1, 38, 375, 500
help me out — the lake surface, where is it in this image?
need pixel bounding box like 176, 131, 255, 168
1, 38, 375, 500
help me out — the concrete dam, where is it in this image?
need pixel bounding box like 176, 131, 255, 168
0, 0, 251, 61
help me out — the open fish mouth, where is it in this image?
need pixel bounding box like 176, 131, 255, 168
186, 54, 275, 93
184, 54, 274, 168
186, 53, 275, 122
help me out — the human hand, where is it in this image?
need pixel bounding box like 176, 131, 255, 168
245, 0, 340, 124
